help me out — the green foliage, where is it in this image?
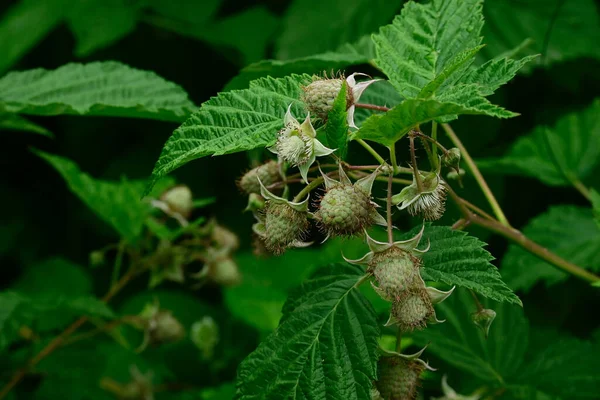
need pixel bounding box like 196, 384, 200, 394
235, 264, 379, 399
275, 0, 398, 59
0, 113, 52, 137
324, 81, 349, 158
404, 225, 521, 305
501, 206, 600, 292
478, 99, 600, 187
0, 62, 196, 122
592, 189, 600, 228
147, 74, 310, 193
482, 0, 600, 70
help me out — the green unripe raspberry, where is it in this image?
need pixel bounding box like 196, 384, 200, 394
302, 78, 354, 120
264, 202, 309, 254
369, 247, 421, 301
318, 185, 374, 237
392, 288, 434, 332
149, 310, 185, 345
376, 356, 424, 400
161, 185, 193, 217
238, 161, 281, 195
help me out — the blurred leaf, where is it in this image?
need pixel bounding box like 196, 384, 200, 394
147, 74, 310, 194
482, 0, 600, 71
0, 291, 29, 350
200, 383, 236, 400
0, 113, 52, 137
402, 225, 521, 305
412, 289, 528, 383
0, 62, 196, 122
224, 35, 373, 91
14, 257, 92, 296
501, 206, 600, 292
236, 264, 379, 399
478, 99, 600, 187
592, 189, 600, 228
36, 151, 151, 242
148, 0, 221, 25
224, 284, 285, 332
355, 92, 514, 146
66, 0, 139, 57
324, 81, 348, 158
275, 0, 398, 59
0, 0, 66, 74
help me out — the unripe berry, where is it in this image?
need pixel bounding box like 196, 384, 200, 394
148, 310, 185, 345
376, 356, 424, 400
302, 77, 353, 120
160, 185, 193, 218
318, 184, 375, 237
391, 288, 434, 332
263, 202, 309, 255
238, 161, 281, 195
191, 316, 219, 360
369, 247, 421, 301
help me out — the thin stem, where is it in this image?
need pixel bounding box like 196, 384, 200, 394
419, 135, 436, 168
413, 130, 449, 154
395, 328, 403, 353
461, 198, 496, 222
431, 121, 439, 167
61, 317, 136, 347
388, 145, 399, 175
356, 139, 386, 165
445, 184, 600, 284
0, 266, 146, 399
387, 173, 394, 244
354, 103, 391, 112
442, 123, 510, 227
293, 176, 324, 202
571, 179, 592, 201
110, 240, 126, 287
409, 135, 424, 192
469, 290, 484, 312
349, 171, 412, 186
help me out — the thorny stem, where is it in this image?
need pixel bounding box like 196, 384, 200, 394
445, 184, 600, 284
442, 123, 510, 227
387, 172, 394, 244
356, 139, 386, 165
293, 176, 325, 202
431, 121, 439, 167
0, 264, 147, 399
413, 130, 450, 154
354, 103, 391, 112
409, 135, 424, 192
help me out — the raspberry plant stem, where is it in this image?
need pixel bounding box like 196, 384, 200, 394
293, 176, 324, 203
388, 144, 399, 174
356, 139, 386, 165
386, 172, 394, 244
354, 103, 391, 112
442, 123, 510, 227
431, 121, 439, 167
409, 135, 424, 192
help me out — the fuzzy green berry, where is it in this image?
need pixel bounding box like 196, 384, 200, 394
238, 161, 281, 195
369, 247, 421, 301
317, 185, 375, 237
376, 356, 425, 400
161, 185, 193, 218
263, 202, 309, 255
391, 288, 434, 332
302, 78, 353, 120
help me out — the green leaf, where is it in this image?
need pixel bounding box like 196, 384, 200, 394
482, 0, 600, 71
275, 0, 399, 59
324, 81, 349, 159
147, 74, 310, 193
36, 151, 152, 242
501, 206, 600, 292
477, 100, 600, 187
66, 0, 138, 57
14, 257, 93, 296
462, 55, 539, 96
224, 36, 372, 91
0, 0, 65, 74
515, 330, 600, 400
148, 0, 221, 26
225, 284, 286, 332
372, 0, 483, 99
0, 62, 196, 122
235, 264, 379, 399
591, 189, 600, 228
353, 79, 402, 127
412, 289, 528, 383
354, 93, 513, 146
0, 113, 52, 137
402, 225, 521, 306
0, 291, 29, 350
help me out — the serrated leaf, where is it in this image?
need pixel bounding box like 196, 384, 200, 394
373, 0, 483, 99
482, 0, 600, 71
275, 0, 398, 59
401, 225, 520, 305
324, 81, 349, 159
501, 206, 600, 292
36, 151, 152, 242
66, 0, 138, 57
0, 113, 52, 137
477, 100, 600, 187
147, 74, 310, 193
354, 93, 513, 146
235, 264, 379, 400
0, 0, 66, 74
0, 62, 196, 122
353, 79, 403, 127
412, 289, 528, 383
462, 55, 539, 96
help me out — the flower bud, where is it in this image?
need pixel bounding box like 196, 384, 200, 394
238, 161, 281, 195
191, 316, 219, 360
139, 303, 185, 347
89, 250, 105, 267
471, 308, 496, 339
160, 185, 193, 218
211, 224, 239, 252
206, 251, 241, 286
376, 355, 425, 400
442, 147, 461, 170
